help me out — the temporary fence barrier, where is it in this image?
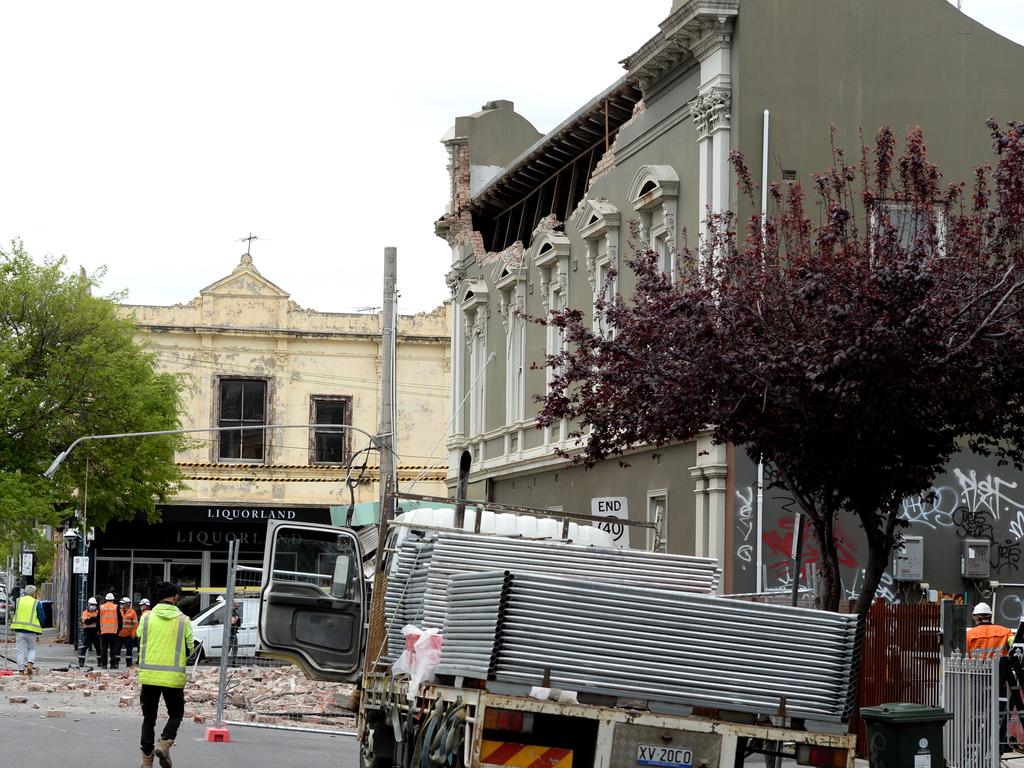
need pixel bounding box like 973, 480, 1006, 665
943, 651, 999, 768
848, 601, 941, 756
437, 569, 861, 723
202, 555, 356, 735
384, 531, 721, 663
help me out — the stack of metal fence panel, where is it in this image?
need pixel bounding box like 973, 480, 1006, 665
437, 570, 861, 723
382, 535, 434, 662
382, 532, 720, 662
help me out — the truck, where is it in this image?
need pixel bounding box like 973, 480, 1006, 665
256, 491, 858, 768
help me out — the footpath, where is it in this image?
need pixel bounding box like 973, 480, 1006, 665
0, 628, 357, 730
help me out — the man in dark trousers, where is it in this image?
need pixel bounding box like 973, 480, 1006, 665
78, 596, 102, 667
137, 582, 194, 768
228, 599, 241, 666
98, 592, 122, 669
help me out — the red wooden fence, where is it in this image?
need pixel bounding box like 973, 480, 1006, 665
849, 601, 941, 756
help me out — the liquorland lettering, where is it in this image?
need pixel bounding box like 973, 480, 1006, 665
175, 531, 262, 547
206, 508, 297, 520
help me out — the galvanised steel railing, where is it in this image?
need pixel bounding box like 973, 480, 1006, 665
943, 651, 999, 768
437, 570, 861, 723
383, 532, 720, 661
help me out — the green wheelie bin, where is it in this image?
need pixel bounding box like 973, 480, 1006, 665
860, 703, 953, 768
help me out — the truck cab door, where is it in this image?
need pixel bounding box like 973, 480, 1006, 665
258, 521, 365, 682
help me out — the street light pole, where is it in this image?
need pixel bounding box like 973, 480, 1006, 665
43, 422, 388, 479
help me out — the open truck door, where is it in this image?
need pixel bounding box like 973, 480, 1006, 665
258, 521, 365, 682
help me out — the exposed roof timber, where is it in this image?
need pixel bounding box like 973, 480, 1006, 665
467, 77, 642, 219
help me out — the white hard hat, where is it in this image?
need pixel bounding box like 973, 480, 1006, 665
104, 592, 115, 600
120, 596, 130, 604
140, 599, 150, 606
974, 602, 993, 616
88, 597, 98, 605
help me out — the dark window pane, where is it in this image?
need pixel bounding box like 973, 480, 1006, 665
241, 428, 264, 460
220, 425, 241, 460
242, 382, 266, 421
316, 432, 344, 463
221, 381, 243, 420
316, 400, 346, 424
313, 399, 347, 463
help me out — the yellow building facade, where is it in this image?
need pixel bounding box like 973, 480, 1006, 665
87, 254, 450, 615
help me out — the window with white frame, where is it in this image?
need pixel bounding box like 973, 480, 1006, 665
497, 266, 526, 425
647, 491, 668, 552
874, 201, 947, 259
529, 232, 571, 443
629, 165, 680, 278
460, 280, 489, 437
577, 199, 621, 339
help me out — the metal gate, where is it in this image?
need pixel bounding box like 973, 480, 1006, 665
942, 652, 999, 768
849, 602, 941, 756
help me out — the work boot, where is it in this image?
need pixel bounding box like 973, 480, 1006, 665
25, 662, 34, 676
141, 751, 154, 767
154, 739, 174, 768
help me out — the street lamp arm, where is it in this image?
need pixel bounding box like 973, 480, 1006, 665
43, 423, 383, 479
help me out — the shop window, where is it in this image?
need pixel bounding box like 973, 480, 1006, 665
218, 379, 267, 462
310, 396, 351, 465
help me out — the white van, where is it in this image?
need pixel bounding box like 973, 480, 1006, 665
189, 598, 258, 662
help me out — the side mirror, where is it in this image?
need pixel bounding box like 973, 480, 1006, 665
332, 555, 352, 598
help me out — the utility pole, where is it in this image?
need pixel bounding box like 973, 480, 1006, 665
378, 247, 398, 522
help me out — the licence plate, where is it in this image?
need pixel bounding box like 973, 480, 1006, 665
637, 745, 694, 768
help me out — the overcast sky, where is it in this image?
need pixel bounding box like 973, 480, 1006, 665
1, 1, 1020, 315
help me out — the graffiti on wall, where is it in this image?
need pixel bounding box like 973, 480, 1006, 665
751, 462, 1024, 604
735, 486, 755, 569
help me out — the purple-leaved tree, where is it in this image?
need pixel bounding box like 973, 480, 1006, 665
537, 122, 1024, 615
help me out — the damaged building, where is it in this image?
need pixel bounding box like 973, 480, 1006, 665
435, 0, 1024, 604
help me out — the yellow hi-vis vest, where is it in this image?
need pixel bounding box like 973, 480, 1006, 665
137, 606, 193, 688
11, 595, 42, 634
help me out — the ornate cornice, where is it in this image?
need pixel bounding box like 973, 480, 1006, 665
692, 87, 731, 139
445, 267, 466, 297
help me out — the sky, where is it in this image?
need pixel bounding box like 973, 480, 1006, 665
0, 0, 1021, 315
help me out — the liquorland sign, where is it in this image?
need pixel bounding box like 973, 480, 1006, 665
158, 505, 332, 524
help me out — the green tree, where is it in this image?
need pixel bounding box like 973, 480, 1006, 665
0, 240, 184, 553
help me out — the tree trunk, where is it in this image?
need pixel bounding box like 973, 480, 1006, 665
803, 508, 843, 611
852, 506, 901, 618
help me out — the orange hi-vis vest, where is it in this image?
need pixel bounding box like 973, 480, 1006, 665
967, 623, 1012, 659
99, 602, 119, 635
118, 607, 139, 638
81, 608, 99, 629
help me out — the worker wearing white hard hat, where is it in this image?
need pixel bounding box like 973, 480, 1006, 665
98, 592, 123, 669
967, 601, 1012, 660
135, 599, 152, 655
78, 597, 102, 667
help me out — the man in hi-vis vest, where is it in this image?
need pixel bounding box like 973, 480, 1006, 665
11, 584, 44, 675
137, 582, 194, 768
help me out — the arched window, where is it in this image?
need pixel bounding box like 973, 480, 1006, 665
628, 165, 679, 277
576, 199, 620, 339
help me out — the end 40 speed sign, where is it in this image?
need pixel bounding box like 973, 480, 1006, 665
591, 496, 629, 548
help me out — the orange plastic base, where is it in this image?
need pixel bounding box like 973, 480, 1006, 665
0, 670, 13, 676
205, 727, 230, 742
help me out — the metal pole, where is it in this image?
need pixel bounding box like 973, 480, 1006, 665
379, 246, 397, 523
215, 538, 239, 728
789, 511, 805, 607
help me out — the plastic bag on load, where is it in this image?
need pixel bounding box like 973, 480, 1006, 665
392, 624, 444, 701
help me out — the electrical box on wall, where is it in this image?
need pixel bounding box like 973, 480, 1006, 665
894, 535, 924, 581
962, 538, 992, 579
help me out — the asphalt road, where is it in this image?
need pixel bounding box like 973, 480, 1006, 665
0, 708, 360, 767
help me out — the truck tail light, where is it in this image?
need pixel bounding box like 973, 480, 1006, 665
796, 744, 848, 768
